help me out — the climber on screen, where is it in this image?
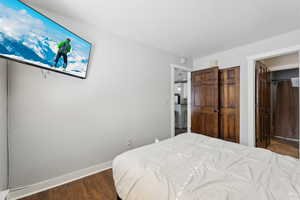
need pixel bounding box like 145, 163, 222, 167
53, 38, 72, 71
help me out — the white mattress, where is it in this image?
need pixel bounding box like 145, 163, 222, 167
113, 133, 300, 200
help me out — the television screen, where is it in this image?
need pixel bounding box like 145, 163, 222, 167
0, 0, 91, 79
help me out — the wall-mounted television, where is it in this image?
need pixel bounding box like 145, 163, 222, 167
0, 0, 92, 79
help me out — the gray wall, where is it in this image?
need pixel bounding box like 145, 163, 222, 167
7, 14, 181, 187
0, 58, 7, 191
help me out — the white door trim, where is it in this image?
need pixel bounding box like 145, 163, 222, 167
170, 64, 192, 137
247, 45, 300, 151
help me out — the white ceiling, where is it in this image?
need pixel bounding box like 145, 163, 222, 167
22, 0, 300, 57
262, 53, 299, 68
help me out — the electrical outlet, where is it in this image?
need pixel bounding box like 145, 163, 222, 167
127, 139, 133, 148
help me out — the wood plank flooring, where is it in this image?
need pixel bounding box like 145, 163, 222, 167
267, 137, 299, 158
20, 169, 117, 200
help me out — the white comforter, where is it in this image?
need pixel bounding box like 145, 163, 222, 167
113, 133, 300, 200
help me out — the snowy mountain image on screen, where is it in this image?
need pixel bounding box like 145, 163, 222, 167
0, 32, 89, 77
0, 1, 91, 78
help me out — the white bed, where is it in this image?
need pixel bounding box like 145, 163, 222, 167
113, 133, 300, 200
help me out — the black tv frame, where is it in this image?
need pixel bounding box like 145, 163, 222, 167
0, 0, 92, 79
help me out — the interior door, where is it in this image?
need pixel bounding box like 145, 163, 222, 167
272, 80, 299, 139
191, 67, 219, 138
219, 67, 240, 143
255, 61, 271, 148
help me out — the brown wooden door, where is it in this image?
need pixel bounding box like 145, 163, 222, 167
255, 61, 271, 148
219, 67, 240, 143
191, 67, 219, 138
272, 80, 299, 139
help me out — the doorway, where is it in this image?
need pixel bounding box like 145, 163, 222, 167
170, 64, 192, 137
255, 53, 299, 158
174, 79, 188, 135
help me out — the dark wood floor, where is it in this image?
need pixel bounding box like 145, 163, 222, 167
21, 169, 117, 200
267, 137, 299, 158
175, 128, 187, 136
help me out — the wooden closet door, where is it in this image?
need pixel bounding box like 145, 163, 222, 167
219, 67, 240, 143
273, 81, 299, 139
255, 61, 271, 148
191, 67, 219, 138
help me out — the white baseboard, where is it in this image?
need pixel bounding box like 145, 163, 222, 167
0, 190, 9, 200
8, 161, 112, 200
273, 136, 299, 142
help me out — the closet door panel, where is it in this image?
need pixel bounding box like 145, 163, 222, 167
191, 67, 219, 138
219, 67, 240, 143
274, 81, 299, 139
255, 61, 271, 148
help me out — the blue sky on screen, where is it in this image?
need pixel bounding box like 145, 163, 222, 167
0, 0, 90, 61
0, 0, 91, 77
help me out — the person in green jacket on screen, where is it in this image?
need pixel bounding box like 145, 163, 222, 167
53, 38, 72, 71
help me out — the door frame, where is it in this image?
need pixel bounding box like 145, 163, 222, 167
247, 45, 300, 155
170, 64, 192, 137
